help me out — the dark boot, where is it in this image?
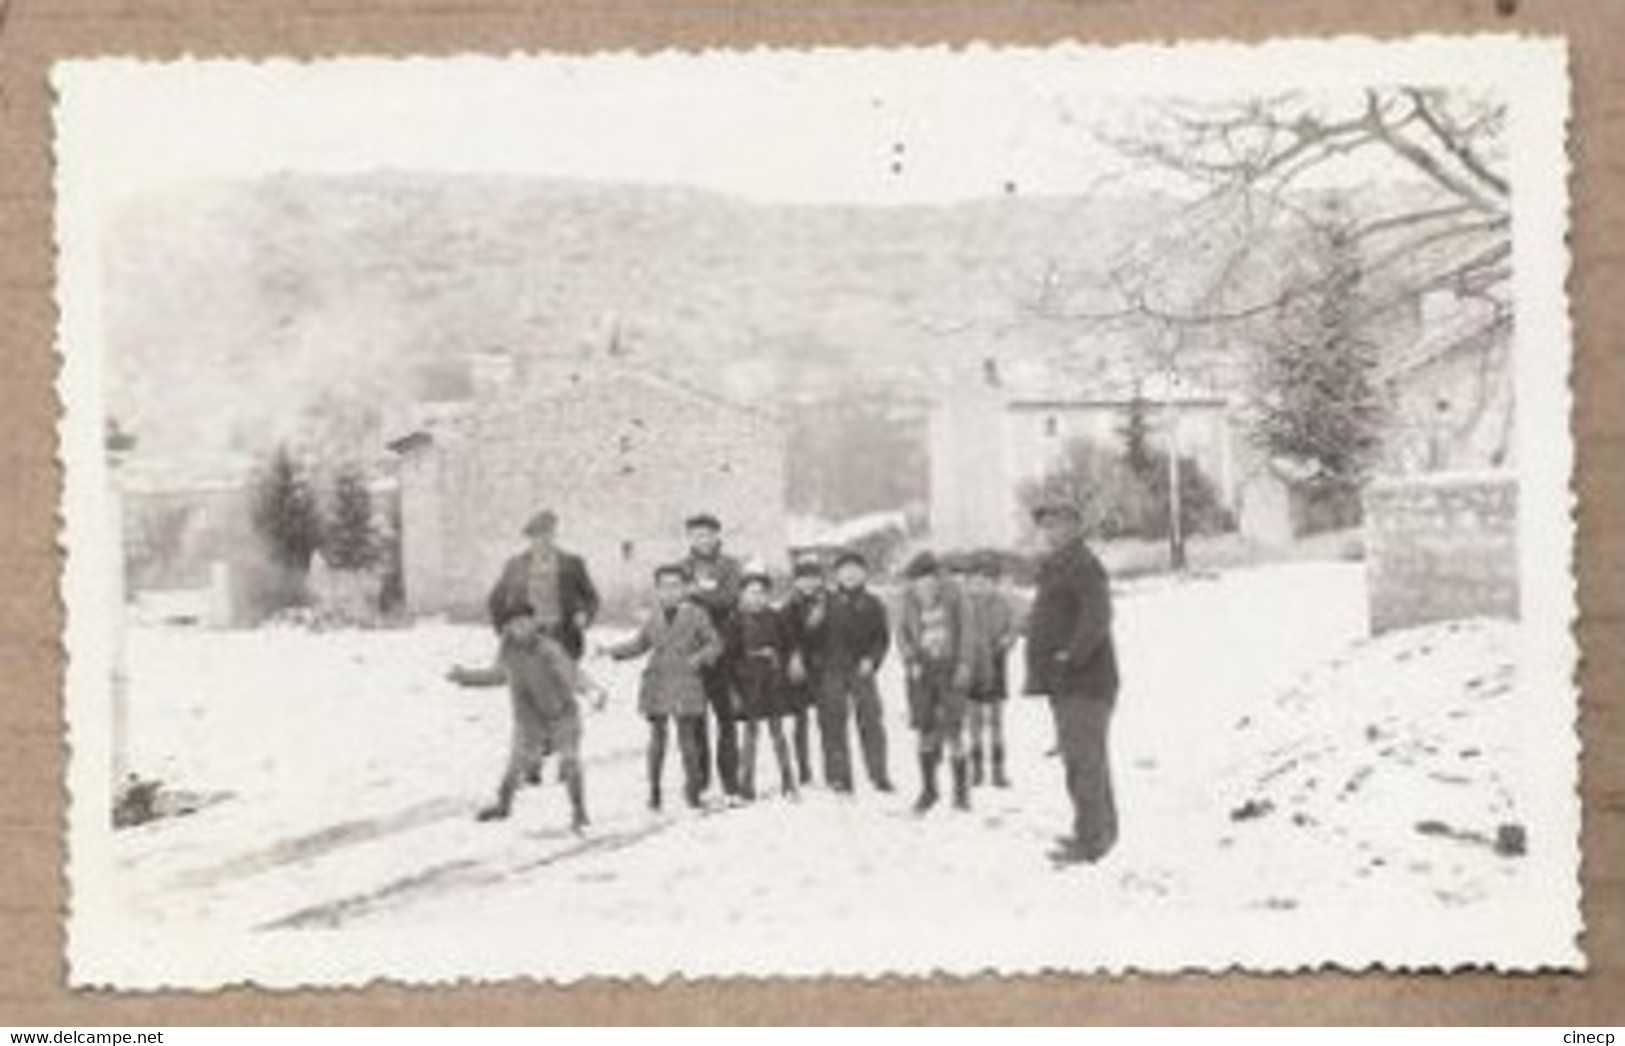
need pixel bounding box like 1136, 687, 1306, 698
739, 725, 758, 802
992, 745, 1010, 788
477, 778, 516, 822
913, 751, 941, 815
647, 729, 666, 812
566, 769, 589, 832
970, 746, 985, 787
952, 756, 971, 811
773, 729, 798, 799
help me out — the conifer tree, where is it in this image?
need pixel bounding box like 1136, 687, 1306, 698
1249, 223, 1383, 488
251, 445, 323, 573
324, 464, 378, 571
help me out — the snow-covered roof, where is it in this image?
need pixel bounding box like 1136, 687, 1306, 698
1000, 360, 1228, 408
118, 452, 257, 496
788, 510, 909, 549
388, 360, 779, 455
1376, 301, 1507, 383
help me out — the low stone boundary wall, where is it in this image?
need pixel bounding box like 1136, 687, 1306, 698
1363, 471, 1518, 635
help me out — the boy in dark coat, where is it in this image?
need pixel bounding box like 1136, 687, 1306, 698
897, 551, 973, 813
779, 557, 829, 785
681, 513, 745, 799
813, 550, 894, 794
1025, 501, 1121, 865
604, 564, 725, 812
727, 572, 798, 801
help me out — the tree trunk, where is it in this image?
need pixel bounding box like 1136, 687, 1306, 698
1166, 396, 1187, 572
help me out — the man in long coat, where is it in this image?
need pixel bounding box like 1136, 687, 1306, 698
1024, 501, 1120, 864
479, 510, 601, 826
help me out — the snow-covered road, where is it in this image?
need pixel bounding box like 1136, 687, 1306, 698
83, 561, 1564, 985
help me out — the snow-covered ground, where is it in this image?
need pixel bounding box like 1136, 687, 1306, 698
79, 562, 1573, 986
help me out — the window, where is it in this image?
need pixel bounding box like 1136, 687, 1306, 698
621, 540, 635, 562
1044, 415, 1060, 438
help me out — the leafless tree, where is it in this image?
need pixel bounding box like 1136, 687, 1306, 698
1010, 87, 1511, 565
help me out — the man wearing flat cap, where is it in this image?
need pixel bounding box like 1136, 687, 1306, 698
478, 510, 601, 824
488, 510, 600, 662
681, 512, 746, 798
1025, 499, 1120, 865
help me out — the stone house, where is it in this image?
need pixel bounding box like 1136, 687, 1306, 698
928, 359, 1245, 550
1361, 290, 1517, 633
389, 358, 788, 620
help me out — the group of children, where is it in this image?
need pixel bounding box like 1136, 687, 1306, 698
461, 544, 1024, 829
604, 545, 1025, 820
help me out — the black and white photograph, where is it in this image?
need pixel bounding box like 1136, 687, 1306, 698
54, 37, 1577, 987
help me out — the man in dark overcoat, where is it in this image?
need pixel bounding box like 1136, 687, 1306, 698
1024, 501, 1120, 864
681, 512, 745, 799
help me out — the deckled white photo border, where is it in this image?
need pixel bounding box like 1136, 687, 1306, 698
53, 34, 1577, 989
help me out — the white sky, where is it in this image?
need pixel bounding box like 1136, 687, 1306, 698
52, 40, 1530, 211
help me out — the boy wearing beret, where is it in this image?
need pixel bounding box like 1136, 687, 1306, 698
897, 551, 974, 813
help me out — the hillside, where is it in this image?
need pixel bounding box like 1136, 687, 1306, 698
101, 174, 1180, 460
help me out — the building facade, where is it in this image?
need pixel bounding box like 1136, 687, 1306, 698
391, 362, 788, 620
928, 360, 1247, 550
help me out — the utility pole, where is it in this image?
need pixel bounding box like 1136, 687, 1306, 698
1165, 383, 1186, 572
105, 419, 137, 808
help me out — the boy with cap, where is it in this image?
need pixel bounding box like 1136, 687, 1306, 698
780, 557, 829, 786
472, 630, 600, 828
727, 571, 798, 801
962, 550, 1020, 788
815, 550, 894, 794
897, 551, 973, 813
681, 512, 745, 799
604, 563, 725, 812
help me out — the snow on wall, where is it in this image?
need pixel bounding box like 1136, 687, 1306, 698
1363, 471, 1518, 634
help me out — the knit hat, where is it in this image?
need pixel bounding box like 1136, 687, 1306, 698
903, 551, 942, 580
791, 557, 826, 579
832, 549, 868, 571
522, 509, 559, 537
653, 563, 692, 583
1031, 500, 1084, 526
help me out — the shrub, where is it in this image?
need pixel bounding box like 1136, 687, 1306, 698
1018, 435, 1233, 543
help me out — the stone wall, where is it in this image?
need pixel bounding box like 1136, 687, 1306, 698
1363, 470, 1518, 634
399, 369, 788, 622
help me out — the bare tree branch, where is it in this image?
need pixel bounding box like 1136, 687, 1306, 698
1404, 88, 1511, 198
1363, 90, 1503, 213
